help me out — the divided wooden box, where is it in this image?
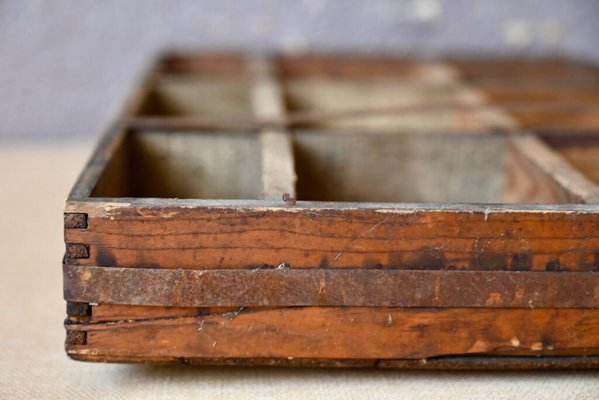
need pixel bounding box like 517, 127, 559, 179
64, 54, 599, 369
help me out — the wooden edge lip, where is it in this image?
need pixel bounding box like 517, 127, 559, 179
63, 353, 599, 370
153, 51, 592, 67
62, 264, 599, 309
64, 197, 599, 214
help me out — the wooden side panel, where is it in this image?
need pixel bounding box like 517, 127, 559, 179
64, 204, 599, 271
64, 265, 599, 308
90, 132, 131, 198
92, 304, 202, 322
66, 307, 599, 360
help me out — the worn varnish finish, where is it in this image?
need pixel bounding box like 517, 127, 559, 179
66, 307, 599, 360
64, 203, 599, 271
64, 54, 599, 368
63, 265, 599, 308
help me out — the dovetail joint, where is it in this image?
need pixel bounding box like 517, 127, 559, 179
64, 213, 88, 229
66, 301, 91, 317
65, 243, 90, 259
65, 330, 87, 346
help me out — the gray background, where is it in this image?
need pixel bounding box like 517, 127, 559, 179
1, 0, 599, 140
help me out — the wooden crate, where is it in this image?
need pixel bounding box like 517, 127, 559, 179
64, 53, 599, 369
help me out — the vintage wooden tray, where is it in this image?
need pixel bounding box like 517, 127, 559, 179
64, 53, 599, 369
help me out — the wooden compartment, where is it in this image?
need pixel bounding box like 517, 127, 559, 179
138, 76, 252, 118
282, 61, 515, 133
294, 131, 508, 203
64, 53, 599, 369
91, 130, 262, 199
134, 54, 252, 118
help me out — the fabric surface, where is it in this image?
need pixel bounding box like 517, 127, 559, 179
1, 142, 599, 399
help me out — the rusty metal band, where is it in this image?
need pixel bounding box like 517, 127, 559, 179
63, 264, 599, 308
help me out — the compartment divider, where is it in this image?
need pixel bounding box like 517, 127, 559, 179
248, 56, 297, 200
505, 134, 599, 204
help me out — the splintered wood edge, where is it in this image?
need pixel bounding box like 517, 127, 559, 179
248, 56, 296, 201
508, 134, 599, 204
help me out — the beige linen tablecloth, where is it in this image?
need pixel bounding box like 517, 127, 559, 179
1, 142, 598, 399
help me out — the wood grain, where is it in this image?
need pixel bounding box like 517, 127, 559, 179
248, 56, 296, 200
92, 130, 263, 199
66, 307, 599, 360
293, 131, 507, 203
64, 264, 599, 308
504, 135, 599, 204
555, 146, 599, 186
65, 202, 599, 271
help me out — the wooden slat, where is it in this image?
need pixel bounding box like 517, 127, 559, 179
65, 201, 599, 271
505, 135, 599, 204
64, 264, 599, 308
65, 307, 599, 360
248, 56, 296, 200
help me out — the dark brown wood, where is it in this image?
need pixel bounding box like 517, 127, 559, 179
66, 302, 91, 317
65, 243, 89, 259
64, 264, 599, 308
64, 213, 88, 229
